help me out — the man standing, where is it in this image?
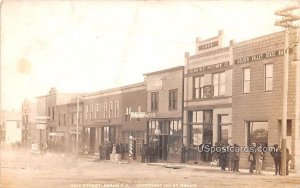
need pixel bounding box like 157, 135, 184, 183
233, 144, 240, 172
255, 144, 264, 175
180, 144, 187, 163
270, 144, 281, 175
248, 143, 256, 174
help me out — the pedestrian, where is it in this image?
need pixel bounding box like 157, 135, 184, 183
116, 144, 120, 154
286, 148, 291, 175
232, 144, 240, 172
227, 144, 233, 171
141, 144, 147, 163
180, 144, 187, 163
219, 142, 227, 171
255, 144, 264, 175
248, 143, 256, 174
270, 144, 281, 175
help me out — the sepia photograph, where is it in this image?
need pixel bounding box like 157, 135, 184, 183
1, 0, 300, 187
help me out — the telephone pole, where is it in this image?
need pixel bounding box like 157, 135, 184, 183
275, 2, 300, 176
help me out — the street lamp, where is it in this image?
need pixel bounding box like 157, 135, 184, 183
275, 3, 300, 176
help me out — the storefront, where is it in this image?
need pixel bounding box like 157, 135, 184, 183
147, 119, 183, 161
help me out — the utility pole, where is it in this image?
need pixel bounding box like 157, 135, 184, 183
275, 3, 300, 176
76, 95, 80, 158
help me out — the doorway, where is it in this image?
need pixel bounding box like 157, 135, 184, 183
158, 135, 168, 160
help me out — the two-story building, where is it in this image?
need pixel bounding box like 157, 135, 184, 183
183, 30, 234, 161
82, 82, 147, 159
144, 66, 184, 162
232, 29, 300, 172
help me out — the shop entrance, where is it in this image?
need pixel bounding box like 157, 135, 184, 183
158, 135, 168, 160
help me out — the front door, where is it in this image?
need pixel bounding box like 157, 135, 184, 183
158, 135, 168, 160
89, 128, 96, 154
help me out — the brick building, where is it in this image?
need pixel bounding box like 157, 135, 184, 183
144, 66, 184, 162
82, 82, 147, 159
36, 88, 79, 149
232, 29, 300, 172
183, 30, 234, 161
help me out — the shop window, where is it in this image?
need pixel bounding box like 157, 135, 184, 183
151, 92, 159, 111
246, 121, 268, 146
169, 89, 178, 110
218, 115, 231, 144
188, 110, 212, 145
193, 76, 204, 99
213, 72, 225, 97
243, 68, 251, 94
265, 64, 273, 91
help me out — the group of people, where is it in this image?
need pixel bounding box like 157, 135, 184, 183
98, 142, 121, 160
217, 143, 240, 172
140, 144, 159, 163
248, 143, 291, 175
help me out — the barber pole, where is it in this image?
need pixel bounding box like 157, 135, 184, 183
129, 136, 133, 163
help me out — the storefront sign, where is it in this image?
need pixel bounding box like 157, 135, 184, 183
48, 132, 64, 137
146, 79, 163, 91
198, 41, 219, 51
130, 112, 156, 118
234, 49, 284, 64
193, 133, 203, 145
93, 119, 110, 123
188, 61, 229, 74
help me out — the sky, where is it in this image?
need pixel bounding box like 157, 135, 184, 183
1, 0, 295, 111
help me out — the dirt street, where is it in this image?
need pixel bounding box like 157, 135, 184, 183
1, 147, 300, 188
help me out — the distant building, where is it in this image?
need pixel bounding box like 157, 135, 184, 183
36, 87, 81, 149
1, 110, 22, 144
21, 99, 37, 145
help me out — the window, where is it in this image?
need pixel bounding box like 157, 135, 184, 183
246, 122, 268, 146
90, 105, 93, 120
188, 110, 213, 145
213, 72, 225, 97
151, 92, 159, 111
193, 76, 204, 99
265, 64, 273, 91
58, 114, 61, 126
243, 68, 250, 94
114, 101, 119, 118
95, 104, 99, 119
125, 107, 131, 122
48, 107, 50, 117
85, 105, 89, 120
104, 102, 107, 119
169, 120, 183, 154
63, 114, 66, 126
218, 115, 231, 143
109, 101, 113, 118
169, 89, 177, 110
52, 106, 55, 120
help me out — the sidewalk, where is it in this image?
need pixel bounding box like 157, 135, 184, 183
75, 153, 298, 176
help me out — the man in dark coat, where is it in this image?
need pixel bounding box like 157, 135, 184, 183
180, 144, 187, 163
141, 144, 148, 163
248, 143, 256, 174
233, 144, 240, 172
270, 144, 281, 175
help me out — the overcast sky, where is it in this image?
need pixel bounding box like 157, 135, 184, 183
1, 0, 294, 110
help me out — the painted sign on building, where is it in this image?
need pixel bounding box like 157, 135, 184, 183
198, 41, 219, 51
130, 112, 156, 118
234, 49, 284, 64
188, 61, 229, 74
